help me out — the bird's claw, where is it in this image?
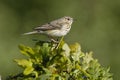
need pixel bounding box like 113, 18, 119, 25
50, 39, 59, 44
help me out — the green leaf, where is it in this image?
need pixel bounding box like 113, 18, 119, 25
19, 44, 35, 57
24, 67, 34, 75
15, 59, 32, 68
83, 52, 93, 64
37, 74, 52, 80
62, 43, 70, 57
69, 43, 81, 53
8, 40, 113, 80
69, 43, 83, 61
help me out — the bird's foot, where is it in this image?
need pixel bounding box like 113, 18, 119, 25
50, 39, 59, 44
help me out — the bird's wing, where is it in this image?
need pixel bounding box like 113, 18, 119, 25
34, 20, 61, 31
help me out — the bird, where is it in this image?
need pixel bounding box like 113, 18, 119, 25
23, 16, 73, 43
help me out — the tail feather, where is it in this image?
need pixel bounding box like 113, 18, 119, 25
23, 31, 38, 35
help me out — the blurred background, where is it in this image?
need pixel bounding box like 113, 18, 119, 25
0, 0, 120, 79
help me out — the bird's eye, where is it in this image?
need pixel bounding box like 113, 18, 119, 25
67, 18, 70, 20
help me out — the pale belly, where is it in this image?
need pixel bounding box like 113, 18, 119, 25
45, 27, 71, 37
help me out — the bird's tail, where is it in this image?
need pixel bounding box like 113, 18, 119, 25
22, 31, 38, 35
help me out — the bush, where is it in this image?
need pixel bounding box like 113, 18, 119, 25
7, 40, 113, 80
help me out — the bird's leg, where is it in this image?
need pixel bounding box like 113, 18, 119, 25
48, 36, 64, 49
48, 36, 59, 43
50, 38, 59, 43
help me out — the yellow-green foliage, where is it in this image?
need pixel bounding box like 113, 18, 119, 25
7, 40, 113, 80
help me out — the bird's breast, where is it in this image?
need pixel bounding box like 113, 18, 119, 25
45, 25, 71, 37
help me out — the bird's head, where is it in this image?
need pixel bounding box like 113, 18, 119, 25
60, 16, 73, 25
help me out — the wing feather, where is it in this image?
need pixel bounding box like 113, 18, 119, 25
34, 20, 61, 31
